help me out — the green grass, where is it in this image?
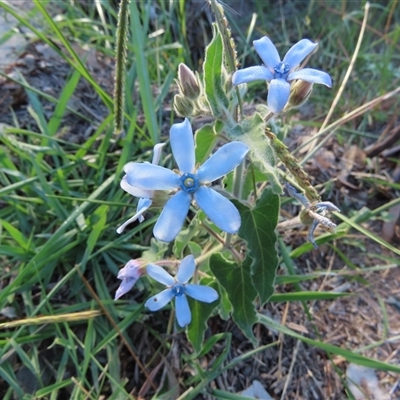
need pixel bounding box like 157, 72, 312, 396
0, 0, 399, 398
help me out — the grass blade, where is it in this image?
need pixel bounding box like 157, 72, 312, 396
129, 1, 159, 144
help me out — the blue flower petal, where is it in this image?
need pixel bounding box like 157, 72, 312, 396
175, 294, 191, 327
232, 66, 274, 85
146, 264, 175, 286
137, 198, 152, 223
124, 163, 180, 190
153, 190, 191, 242
114, 260, 142, 300
120, 176, 154, 199
114, 277, 138, 300
145, 288, 174, 311
151, 143, 166, 164
194, 186, 241, 233
314, 201, 340, 212
177, 255, 196, 284
253, 36, 280, 71
117, 260, 141, 279
307, 220, 319, 250
170, 118, 195, 174
197, 142, 249, 183
288, 68, 332, 87
185, 284, 219, 303
283, 39, 318, 69
116, 198, 152, 234
267, 78, 291, 113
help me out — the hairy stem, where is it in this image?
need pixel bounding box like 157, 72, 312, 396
114, 0, 130, 135
265, 128, 320, 202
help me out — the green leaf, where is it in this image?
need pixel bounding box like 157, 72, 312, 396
195, 124, 218, 165
172, 217, 201, 259
0, 220, 32, 251
212, 276, 232, 320
210, 254, 257, 344
48, 68, 81, 136
235, 188, 280, 304
87, 205, 109, 253
129, 1, 159, 144
335, 212, 400, 257
187, 279, 220, 354
223, 163, 267, 201
269, 292, 350, 302
242, 163, 268, 201
239, 113, 282, 194
142, 238, 168, 262
30, 1, 113, 110
203, 25, 229, 117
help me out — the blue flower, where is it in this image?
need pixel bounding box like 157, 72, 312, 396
145, 255, 218, 327
232, 37, 332, 113
117, 143, 165, 234
122, 118, 249, 242
114, 259, 144, 300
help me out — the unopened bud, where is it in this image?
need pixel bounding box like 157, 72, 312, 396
115, 259, 147, 300
299, 208, 314, 226
174, 94, 193, 117
285, 80, 313, 110
178, 63, 201, 100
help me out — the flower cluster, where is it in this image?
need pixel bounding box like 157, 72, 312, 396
115, 118, 248, 326
114, 33, 337, 331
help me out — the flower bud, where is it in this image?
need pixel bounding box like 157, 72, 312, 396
115, 259, 146, 300
299, 208, 314, 226
285, 80, 313, 110
178, 63, 201, 100
174, 94, 194, 117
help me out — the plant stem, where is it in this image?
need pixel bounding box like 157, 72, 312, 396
113, 0, 130, 135
195, 243, 224, 265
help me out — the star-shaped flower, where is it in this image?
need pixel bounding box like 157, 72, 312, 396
145, 255, 218, 327
122, 118, 249, 242
114, 259, 144, 300
117, 143, 165, 234
232, 37, 332, 113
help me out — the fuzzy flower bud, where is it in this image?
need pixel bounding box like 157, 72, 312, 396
174, 94, 194, 117
285, 80, 313, 110
178, 63, 201, 100
114, 259, 146, 300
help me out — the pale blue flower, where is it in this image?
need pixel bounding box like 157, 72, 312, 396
117, 143, 165, 234
114, 259, 143, 300
232, 37, 332, 113
145, 255, 218, 327
122, 118, 249, 242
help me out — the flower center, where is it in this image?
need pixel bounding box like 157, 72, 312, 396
274, 62, 291, 78
179, 173, 200, 194
172, 284, 185, 297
